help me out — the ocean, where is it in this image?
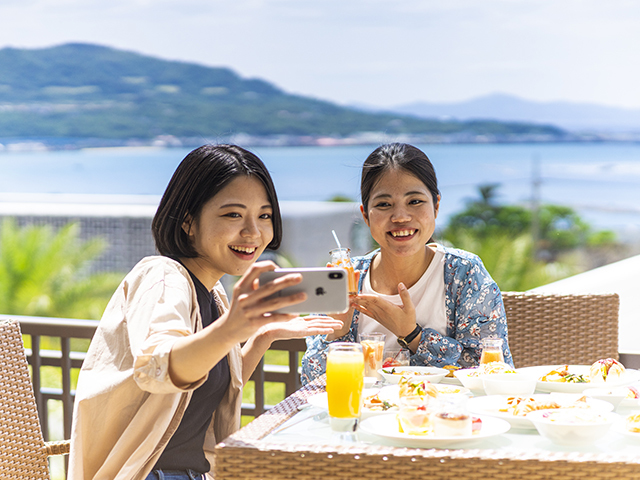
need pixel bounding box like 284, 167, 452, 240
1, 142, 640, 240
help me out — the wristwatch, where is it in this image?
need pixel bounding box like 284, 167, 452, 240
397, 323, 422, 349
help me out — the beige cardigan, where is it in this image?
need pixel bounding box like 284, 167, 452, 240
69, 256, 243, 480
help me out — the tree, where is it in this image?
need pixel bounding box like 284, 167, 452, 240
0, 218, 124, 319
445, 184, 616, 260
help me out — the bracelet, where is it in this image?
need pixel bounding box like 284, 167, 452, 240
396, 323, 422, 349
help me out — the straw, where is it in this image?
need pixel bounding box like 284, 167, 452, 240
331, 230, 342, 250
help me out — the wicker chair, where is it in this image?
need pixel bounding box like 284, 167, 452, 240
0, 319, 70, 480
502, 292, 619, 368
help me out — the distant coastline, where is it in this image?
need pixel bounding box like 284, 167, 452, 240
2, 130, 640, 153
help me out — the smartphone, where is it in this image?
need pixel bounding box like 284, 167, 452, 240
258, 267, 349, 315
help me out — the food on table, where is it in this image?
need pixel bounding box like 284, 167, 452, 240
498, 395, 590, 416
589, 358, 625, 383
361, 339, 385, 378
538, 409, 609, 424
625, 413, 640, 433
539, 365, 588, 383
442, 365, 461, 378
433, 411, 472, 436
398, 376, 439, 399
625, 386, 640, 399
471, 416, 483, 433
363, 392, 397, 412
397, 396, 432, 435
469, 361, 516, 376
381, 367, 438, 376
383, 357, 402, 368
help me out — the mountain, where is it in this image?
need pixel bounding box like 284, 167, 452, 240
0, 44, 567, 144
388, 93, 640, 134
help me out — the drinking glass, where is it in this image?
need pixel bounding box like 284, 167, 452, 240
398, 395, 432, 435
433, 395, 472, 437
480, 337, 504, 364
326, 342, 364, 435
358, 332, 386, 380
329, 247, 358, 295
383, 348, 411, 368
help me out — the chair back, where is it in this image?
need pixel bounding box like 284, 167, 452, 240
0, 319, 51, 480
502, 292, 619, 368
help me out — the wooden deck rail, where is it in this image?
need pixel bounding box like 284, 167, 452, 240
0, 314, 307, 443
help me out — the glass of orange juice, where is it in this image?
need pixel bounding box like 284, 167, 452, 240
358, 332, 386, 380
329, 247, 358, 295
326, 342, 364, 435
480, 337, 504, 364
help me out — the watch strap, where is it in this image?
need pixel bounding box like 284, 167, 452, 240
397, 323, 422, 348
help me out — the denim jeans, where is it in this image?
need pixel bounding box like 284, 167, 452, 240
145, 469, 204, 480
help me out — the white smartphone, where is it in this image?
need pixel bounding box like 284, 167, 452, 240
258, 267, 349, 315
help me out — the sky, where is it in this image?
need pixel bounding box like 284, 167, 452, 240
1, 0, 640, 109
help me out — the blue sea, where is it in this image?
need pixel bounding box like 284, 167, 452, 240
1, 142, 640, 240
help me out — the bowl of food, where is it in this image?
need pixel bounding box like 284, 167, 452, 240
454, 362, 516, 394
379, 366, 448, 385
483, 373, 537, 396
583, 387, 629, 410
526, 408, 618, 446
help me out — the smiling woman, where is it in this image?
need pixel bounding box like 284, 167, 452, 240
68, 144, 342, 480
302, 143, 512, 385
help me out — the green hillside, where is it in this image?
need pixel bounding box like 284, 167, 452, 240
0, 43, 567, 141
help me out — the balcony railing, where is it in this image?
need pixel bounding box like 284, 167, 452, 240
1, 314, 307, 444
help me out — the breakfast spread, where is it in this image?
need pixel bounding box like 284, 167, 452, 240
625, 413, 640, 433
539, 359, 626, 384
469, 361, 516, 376
589, 358, 625, 383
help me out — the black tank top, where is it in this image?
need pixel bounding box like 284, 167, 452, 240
154, 268, 231, 473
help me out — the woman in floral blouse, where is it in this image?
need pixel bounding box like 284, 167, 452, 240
301, 143, 512, 385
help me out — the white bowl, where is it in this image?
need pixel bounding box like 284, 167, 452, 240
483, 373, 537, 396
526, 409, 618, 446
453, 368, 485, 393
583, 387, 629, 410
378, 366, 448, 385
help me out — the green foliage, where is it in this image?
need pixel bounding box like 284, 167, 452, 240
0, 43, 567, 139
445, 184, 616, 259
0, 218, 124, 319
443, 231, 575, 291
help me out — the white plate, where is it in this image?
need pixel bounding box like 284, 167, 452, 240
613, 421, 640, 441
377, 384, 470, 405
517, 365, 640, 393
306, 389, 391, 418
468, 394, 614, 430
378, 366, 448, 385
359, 413, 510, 448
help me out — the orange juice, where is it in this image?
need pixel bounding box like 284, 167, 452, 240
480, 338, 504, 364
329, 248, 358, 295
326, 347, 364, 418
480, 350, 504, 364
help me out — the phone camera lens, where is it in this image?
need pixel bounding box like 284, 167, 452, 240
329, 272, 343, 279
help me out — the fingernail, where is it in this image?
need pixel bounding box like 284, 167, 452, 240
399, 282, 406, 291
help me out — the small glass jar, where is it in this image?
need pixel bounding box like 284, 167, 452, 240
480, 337, 504, 364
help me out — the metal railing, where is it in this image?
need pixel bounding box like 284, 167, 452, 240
1, 314, 307, 442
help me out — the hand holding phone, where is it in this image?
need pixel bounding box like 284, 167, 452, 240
259, 267, 349, 315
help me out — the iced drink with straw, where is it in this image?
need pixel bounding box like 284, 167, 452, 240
326, 342, 364, 432
329, 247, 358, 295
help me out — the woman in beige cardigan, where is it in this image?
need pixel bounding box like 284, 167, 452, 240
69, 145, 341, 480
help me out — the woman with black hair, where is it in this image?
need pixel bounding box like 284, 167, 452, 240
302, 143, 511, 384
69, 144, 341, 480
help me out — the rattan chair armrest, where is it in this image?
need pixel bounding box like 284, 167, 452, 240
45, 439, 70, 456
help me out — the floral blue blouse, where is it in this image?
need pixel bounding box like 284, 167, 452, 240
300, 245, 513, 385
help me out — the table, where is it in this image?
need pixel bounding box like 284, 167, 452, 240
214, 377, 640, 480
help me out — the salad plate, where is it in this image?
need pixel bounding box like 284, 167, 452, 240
359, 413, 510, 448
517, 365, 640, 393
377, 384, 470, 405
468, 394, 614, 430
306, 389, 392, 418
379, 366, 448, 385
